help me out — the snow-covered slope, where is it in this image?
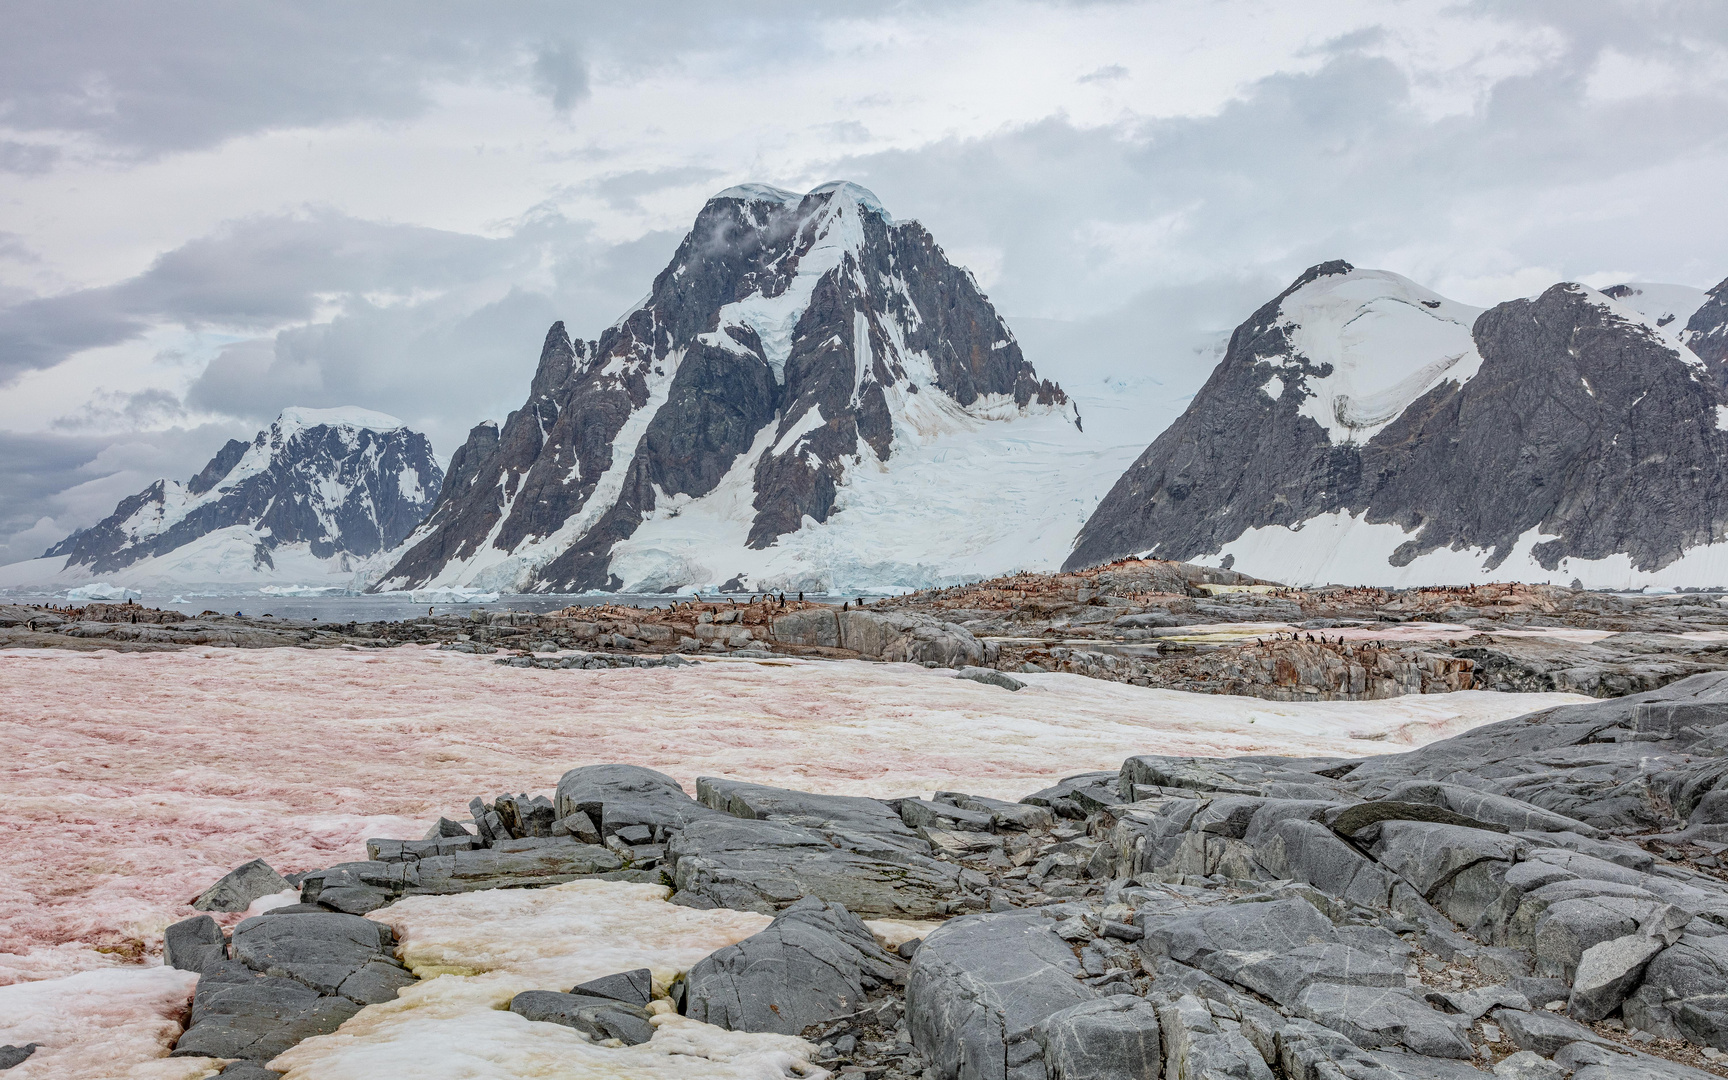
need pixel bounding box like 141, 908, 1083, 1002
1070, 262, 1728, 588
378, 182, 1117, 594
0, 408, 442, 592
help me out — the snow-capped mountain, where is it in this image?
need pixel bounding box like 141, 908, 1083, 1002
1066, 261, 1728, 589
4, 407, 442, 590
378, 181, 1101, 594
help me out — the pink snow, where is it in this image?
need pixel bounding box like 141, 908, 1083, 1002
0, 644, 1585, 989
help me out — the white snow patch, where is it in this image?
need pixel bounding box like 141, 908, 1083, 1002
1195, 509, 1728, 590
276, 406, 406, 434
609, 401, 1127, 594
272, 881, 818, 1080
1718, 405, 1728, 432
1604, 283, 1709, 330
1261, 375, 1285, 400
1277, 269, 1485, 445
0, 966, 209, 1080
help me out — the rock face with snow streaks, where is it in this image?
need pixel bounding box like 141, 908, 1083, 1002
377, 181, 1073, 594
41, 407, 441, 583
1067, 262, 1728, 587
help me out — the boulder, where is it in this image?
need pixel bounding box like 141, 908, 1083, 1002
667, 816, 965, 918
572, 968, 652, 1007
407, 843, 623, 894
229, 911, 413, 1005
171, 962, 361, 1061
1568, 933, 1665, 1022
900, 798, 995, 834
937, 792, 1053, 831
1035, 995, 1161, 1080
1142, 898, 1405, 1006
1154, 993, 1274, 1080
553, 764, 724, 839
193, 859, 292, 912
1291, 984, 1473, 1058
1554, 1036, 1724, 1080
1492, 1006, 1611, 1056
695, 777, 924, 850
0, 1044, 39, 1070
164, 914, 227, 973
957, 667, 1026, 692
508, 990, 654, 1045
1494, 1051, 1567, 1080
906, 911, 1099, 1080
685, 897, 901, 1035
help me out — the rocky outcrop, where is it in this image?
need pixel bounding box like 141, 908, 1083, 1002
177, 676, 1728, 1079
377, 181, 1072, 595
172, 910, 414, 1061
1067, 264, 1728, 582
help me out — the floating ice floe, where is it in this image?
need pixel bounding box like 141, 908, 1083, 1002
259, 584, 352, 598
63, 583, 141, 602
396, 587, 502, 604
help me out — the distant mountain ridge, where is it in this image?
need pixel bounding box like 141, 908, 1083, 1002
377, 181, 1091, 595
1068, 261, 1728, 589
11, 407, 442, 589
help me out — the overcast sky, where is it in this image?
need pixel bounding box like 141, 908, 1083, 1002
1, 0, 1725, 566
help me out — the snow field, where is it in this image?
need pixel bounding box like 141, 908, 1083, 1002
0, 966, 209, 1080
270, 882, 822, 1080
0, 645, 1587, 1076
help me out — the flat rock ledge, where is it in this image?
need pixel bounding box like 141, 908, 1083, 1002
159, 672, 1728, 1080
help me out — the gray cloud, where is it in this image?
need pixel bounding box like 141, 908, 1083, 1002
589, 167, 726, 212
533, 39, 591, 113
0, 1, 907, 158
0, 210, 527, 382
1078, 64, 1128, 84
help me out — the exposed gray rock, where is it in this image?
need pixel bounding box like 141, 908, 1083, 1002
1494, 1050, 1567, 1080
572, 968, 652, 1007
906, 911, 1098, 1080
695, 777, 924, 850
1154, 993, 1274, 1080
508, 990, 654, 1045
937, 791, 1054, 831
164, 914, 226, 973
0, 1045, 38, 1070
193, 858, 292, 912
1291, 983, 1473, 1058
1555, 1036, 1724, 1080
407, 843, 623, 894
1568, 933, 1665, 1021
1327, 800, 1509, 838
215, 1063, 282, 1080
957, 667, 1025, 692
1424, 984, 1530, 1021
554, 764, 723, 840
1492, 1006, 1612, 1056
172, 962, 362, 1061
1143, 898, 1406, 1006
667, 816, 964, 918
511, 988, 653, 1043
685, 897, 901, 1035
230, 911, 413, 1006
900, 798, 995, 834
1035, 995, 1161, 1080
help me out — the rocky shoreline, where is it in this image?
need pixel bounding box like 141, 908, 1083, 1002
7, 559, 1728, 702
98, 671, 1728, 1079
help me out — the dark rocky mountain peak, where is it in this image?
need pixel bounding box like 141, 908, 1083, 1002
378, 182, 1073, 594
1067, 266, 1728, 587
46, 407, 443, 580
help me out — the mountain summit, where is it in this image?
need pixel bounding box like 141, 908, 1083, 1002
1067, 262, 1728, 588
28, 407, 442, 588
378, 182, 1086, 594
